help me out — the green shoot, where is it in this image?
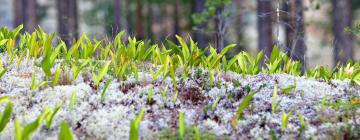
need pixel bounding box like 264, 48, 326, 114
236, 89, 257, 120
297, 113, 306, 133
58, 120, 73, 140
52, 63, 61, 87
101, 78, 112, 102
147, 85, 154, 104
211, 96, 222, 110
91, 61, 111, 88
281, 110, 292, 132
129, 108, 145, 140
281, 80, 296, 94
271, 86, 280, 115
0, 96, 11, 104
71, 59, 90, 80
69, 92, 77, 111
44, 101, 63, 129
0, 102, 13, 132
178, 112, 185, 139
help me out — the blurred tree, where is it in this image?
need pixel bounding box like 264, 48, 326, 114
174, 0, 180, 36
257, 0, 273, 58
113, 0, 122, 37
13, 0, 37, 32
57, 0, 79, 46
332, 0, 353, 64
284, 0, 306, 71
191, 0, 206, 49
192, 0, 232, 52
136, 0, 144, 39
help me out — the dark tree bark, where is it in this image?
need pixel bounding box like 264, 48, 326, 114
135, 0, 144, 39
191, 0, 206, 49
257, 0, 273, 58
57, 0, 78, 46
13, 0, 37, 32
284, 0, 306, 71
174, 0, 180, 36
332, 0, 354, 65
214, 6, 225, 53
113, 0, 122, 37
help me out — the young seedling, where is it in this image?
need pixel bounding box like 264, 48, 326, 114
160, 84, 169, 101
69, 92, 77, 111
14, 111, 47, 140
272, 86, 280, 115
178, 112, 185, 139
101, 78, 112, 102
44, 101, 63, 129
281, 80, 296, 94
0, 61, 9, 79
147, 85, 154, 104
129, 108, 145, 140
236, 89, 257, 120
0, 102, 13, 133
281, 110, 292, 132
91, 61, 111, 88
52, 63, 61, 87
31, 69, 50, 92
297, 113, 306, 133
71, 59, 90, 80
58, 120, 73, 140
211, 96, 222, 110
0, 96, 11, 104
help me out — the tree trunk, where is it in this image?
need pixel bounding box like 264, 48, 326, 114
285, 0, 306, 71
13, 0, 37, 32
332, 0, 353, 65
257, 0, 273, 58
113, 0, 122, 37
57, 0, 78, 46
214, 7, 225, 53
174, 0, 180, 36
191, 0, 206, 49
135, 0, 144, 39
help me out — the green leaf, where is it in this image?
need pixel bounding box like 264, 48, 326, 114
92, 61, 111, 87
46, 101, 63, 129
52, 63, 61, 87
14, 119, 22, 140
236, 90, 257, 120
0, 39, 7, 46
129, 108, 145, 140
281, 110, 292, 131
271, 86, 280, 115
58, 120, 73, 140
0, 67, 9, 78
0, 96, 11, 104
69, 92, 77, 111
22, 118, 41, 139
178, 112, 185, 139
0, 102, 13, 132
101, 79, 112, 101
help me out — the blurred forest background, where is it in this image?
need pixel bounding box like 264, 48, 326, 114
1, 0, 360, 68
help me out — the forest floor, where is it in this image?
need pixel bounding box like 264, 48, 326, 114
0, 56, 359, 140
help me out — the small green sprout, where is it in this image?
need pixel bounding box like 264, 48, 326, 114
31, 69, 50, 92
91, 61, 111, 88
297, 113, 306, 133
71, 59, 90, 80
0, 102, 13, 132
58, 120, 73, 140
52, 63, 61, 87
281, 110, 292, 132
147, 85, 154, 104
129, 108, 145, 140
236, 89, 257, 120
0, 96, 11, 104
69, 92, 77, 111
281, 80, 296, 94
178, 112, 185, 139
272, 86, 280, 115
43, 101, 63, 129
14, 111, 47, 140
211, 96, 222, 110
101, 78, 112, 102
